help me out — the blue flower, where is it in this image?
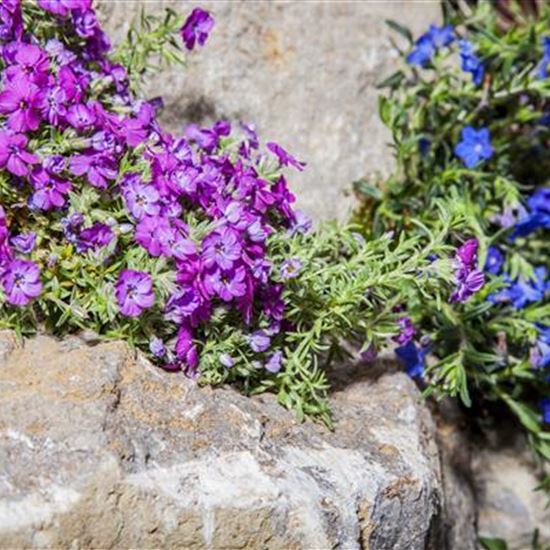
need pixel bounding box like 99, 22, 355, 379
540, 397, 550, 424
491, 267, 550, 309
428, 24, 454, 48
531, 325, 550, 369
484, 246, 504, 275
406, 24, 454, 68
527, 187, 550, 215
395, 341, 428, 378
406, 35, 436, 67
537, 37, 550, 78
510, 189, 550, 240
459, 40, 484, 85
454, 127, 493, 168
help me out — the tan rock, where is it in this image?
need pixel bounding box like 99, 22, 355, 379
0, 332, 455, 549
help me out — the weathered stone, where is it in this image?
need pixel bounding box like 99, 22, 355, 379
0, 331, 451, 549
98, 1, 441, 222
473, 435, 550, 548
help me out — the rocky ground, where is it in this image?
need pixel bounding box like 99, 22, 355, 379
0, 332, 548, 549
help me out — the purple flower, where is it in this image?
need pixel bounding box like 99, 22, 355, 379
73, 9, 98, 38
450, 269, 485, 303
450, 238, 485, 303
181, 7, 214, 50
454, 127, 493, 169
30, 169, 71, 210
203, 228, 242, 270
393, 316, 416, 346
135, 216, 172, 257
455, 238, 479, 271
220, 353, 234, 368
0, 75, 43, 132
122, 176, 160, 220
70, 153, 117, 189
280, 257, 302, 280
11, 232, 36, 254
77, 223, 114, 253
149, 336, 166, 358
175, 324, 199, 375
248, 330, 271, 353
115, 269, 155, 317
66, 103, 96, 130
38, 0, 73, 17
40, 85, 67, 126
265, 350, 283, 373
6, 43, 49, 86
0, 132, 39, 177
1, 259, 42, 306
266, 142, 305, 171
206, 266, 247, 301
289, 209, 312, 235
164, 285, 201, 321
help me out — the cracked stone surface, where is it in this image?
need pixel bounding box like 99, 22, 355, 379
98, 0, 441, 223
0, 331, 469, 549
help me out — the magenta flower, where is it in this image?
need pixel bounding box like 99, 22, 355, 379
180, 8, 214, 50
6, 43, 49, 86
77, 223, 114, 253
38, 0, 73, 17
392, 316, 416, 346
0, 131, 38, 177
205, 267, 247, 301
40, 85, 67, 126
202, 228, 242, 270
66, 103, 96, 130
135, 215, 173, 257
165, 285, 201, 321
450, 238, 485, 303
248, 330, 271, 353
11, 232, 36, 254
30, 169, 71, 210
1, 259, 42, 306
0, 75, 43, 132
175, 324, 199, 374
115, 269, 155, 317
122, 176, 160, 220
280, 257, 302, 280
73, 9, 98, 38
266, 142, 306, 171
265, 350, 283, 373
70, 153, 117, 189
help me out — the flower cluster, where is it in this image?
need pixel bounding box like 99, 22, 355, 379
0, 0, 309, 375
357, 6, 550, 475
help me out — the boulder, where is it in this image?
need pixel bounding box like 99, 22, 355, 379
98, 1, 441, 222
1, 331, 460, 549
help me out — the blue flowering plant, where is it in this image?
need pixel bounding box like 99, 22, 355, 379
355, 2, 550, 471
0, 0, 455, 424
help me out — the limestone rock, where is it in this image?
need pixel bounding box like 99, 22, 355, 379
98, 1, 441, 222
0, 331, 452, 549
474, 439, 550, 548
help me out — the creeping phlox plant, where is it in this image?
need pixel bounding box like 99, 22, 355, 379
0, 0, 455, 424
355, 2, 550, 474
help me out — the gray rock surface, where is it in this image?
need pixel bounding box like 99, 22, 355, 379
474, 439, 550, 548
0, 331, 456, 549
98, 0, 441, 222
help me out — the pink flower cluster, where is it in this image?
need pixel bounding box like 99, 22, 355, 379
0, 0, 308, 375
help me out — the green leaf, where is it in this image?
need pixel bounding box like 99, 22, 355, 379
385, 19, 413, 43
